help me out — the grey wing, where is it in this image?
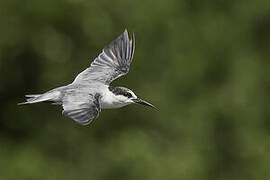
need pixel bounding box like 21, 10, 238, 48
72, 29, 135, 85
62, 93, 101, 126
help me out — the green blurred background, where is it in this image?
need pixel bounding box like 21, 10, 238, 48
1, 0, 270, 179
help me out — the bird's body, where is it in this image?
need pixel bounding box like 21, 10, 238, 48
19, 30, 154, 126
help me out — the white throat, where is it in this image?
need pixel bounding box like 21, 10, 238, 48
100, 86, 132, 109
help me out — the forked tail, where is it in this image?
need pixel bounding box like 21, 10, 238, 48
18, 91, 61, 105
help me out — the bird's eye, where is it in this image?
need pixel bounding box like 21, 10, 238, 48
124, 92, 132, 98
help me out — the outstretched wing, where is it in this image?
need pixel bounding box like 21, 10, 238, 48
72, 29, 135, 85
62, 93, 101, 126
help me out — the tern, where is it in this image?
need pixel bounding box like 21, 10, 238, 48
19, 30, 155, 125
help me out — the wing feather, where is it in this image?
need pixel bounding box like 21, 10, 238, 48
72, 29, 135, 85
62, 93, 101, 126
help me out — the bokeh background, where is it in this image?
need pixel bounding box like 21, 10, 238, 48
1, 0, 270, 179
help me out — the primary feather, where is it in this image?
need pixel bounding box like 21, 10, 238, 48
72, 29, 135, 85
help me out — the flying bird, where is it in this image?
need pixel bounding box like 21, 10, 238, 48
19, 30, 155, 125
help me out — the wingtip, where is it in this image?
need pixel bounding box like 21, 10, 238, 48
122, 29, 129, 39
122, 29, 135, 40
132, 32, 135, 43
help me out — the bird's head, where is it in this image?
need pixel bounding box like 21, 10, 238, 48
108, 86, 155, 109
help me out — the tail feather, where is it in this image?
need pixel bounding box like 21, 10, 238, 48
18, 101, 30, 105
18, 91, 61, 105
18, 94, 42, 105
25, 94, 42, 102
25, 94, 41, 98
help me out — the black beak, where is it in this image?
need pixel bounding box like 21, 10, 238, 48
132, 98, 156, 109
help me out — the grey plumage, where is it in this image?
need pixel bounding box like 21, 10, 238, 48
62, 93, 101, 125
19, 29, 154, 126
72, 30, 135, 85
